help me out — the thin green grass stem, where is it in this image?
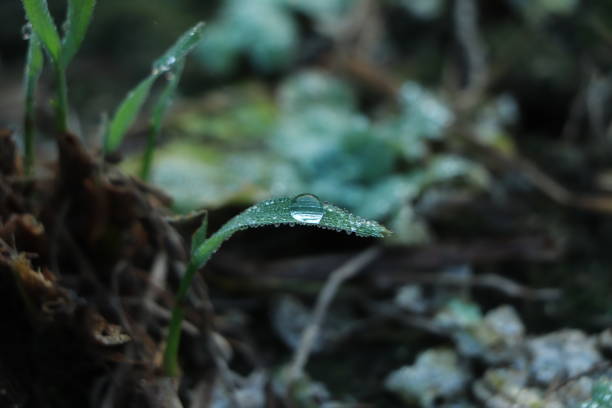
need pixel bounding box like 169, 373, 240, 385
139, 129, 156, 181
23, 107, 35, 175
24, 81, 37, 175
23, 33, 43, 176
54, 67, 69, 133
163, 232, 225, 377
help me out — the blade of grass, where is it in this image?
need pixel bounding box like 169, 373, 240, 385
104, 75, 157, 153
190, 213, 208, 257
140, 60, 184, 181
62, 0, 96, 67
104, 22, 205, 154
163, 196, 390, 376
23, 32, 44, 175
152, 22, 205, 75
20, 0, 61, 64
192, 197, 389, 269
21, 0, 71, 132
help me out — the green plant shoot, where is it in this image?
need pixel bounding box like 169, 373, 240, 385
104, 22, 205, 155
104, 76, 157, 153
23, 31, 43, 176
140, 61, 185, 181
62, 0, 97, 68
163, 193, 390, 377
21, 0, 96, 134
21, 0, 61, 64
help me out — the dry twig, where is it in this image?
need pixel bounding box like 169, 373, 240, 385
454, 0, 488, 108
288, 247, 381, 382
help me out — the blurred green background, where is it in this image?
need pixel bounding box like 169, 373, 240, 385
2, 0, 612, 245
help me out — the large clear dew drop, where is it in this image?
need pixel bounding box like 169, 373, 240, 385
290, 193, 324, 224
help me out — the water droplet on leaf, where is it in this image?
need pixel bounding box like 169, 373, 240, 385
22, 23, 32, 40
153, 56, 177, 76
290, 193, 324, 224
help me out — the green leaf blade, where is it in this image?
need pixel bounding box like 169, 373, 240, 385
62, 0, 96, 67
104, 75, 156, 153
191, 196, 390, 269
24, 32, 44, 98
219, 198, 390, 237
152, 22, 205, 75
21, 0, 62, 64
106, 22, 205, 154
190, 210, 208, 257
151, 60, 184, 132
140, 60, 185, 180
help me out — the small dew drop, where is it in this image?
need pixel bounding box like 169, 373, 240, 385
152, 56, 177, 76
290, 193, 324, 224
22, 23, 32, 40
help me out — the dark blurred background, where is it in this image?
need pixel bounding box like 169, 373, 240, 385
3, 0, 611, 218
